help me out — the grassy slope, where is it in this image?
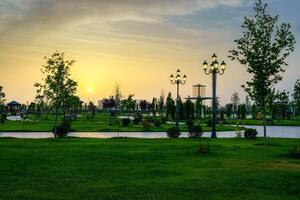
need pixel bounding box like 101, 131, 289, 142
1, 114, 238, 132
0, 138, 299, 200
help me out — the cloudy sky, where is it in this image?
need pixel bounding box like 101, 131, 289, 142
0, 0, 299, 104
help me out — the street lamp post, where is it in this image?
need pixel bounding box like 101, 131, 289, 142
203, 54, 226, 138
170, 69, 187, 127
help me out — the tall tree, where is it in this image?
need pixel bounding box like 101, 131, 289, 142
37, 52, 78, 136
245, 95, 251, 115
158, 90, 165, 116
114, 83, 122, 110
166, 92, 175, 120
293, 80, 300, 118
276, 90, 289, 120
229, 0, 296, 145
231, 92, 240, 119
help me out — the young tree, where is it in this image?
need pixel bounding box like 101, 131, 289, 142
293, 80, 300, 118
37, 52, 78, 136
231, 92, 240, 119
229, 0, 296, 145
0, 86, 5, 112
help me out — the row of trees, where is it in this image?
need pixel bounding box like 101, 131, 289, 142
223, 81, 300, 121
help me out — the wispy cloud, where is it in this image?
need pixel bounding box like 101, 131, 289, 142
0, 0, 244, 34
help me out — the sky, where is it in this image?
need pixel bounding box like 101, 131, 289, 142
0, 0, 299, 105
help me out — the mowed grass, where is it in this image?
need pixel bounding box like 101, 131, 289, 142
1, 113, 238, 132
0, 138, 299, 200
225, 119, 300, 126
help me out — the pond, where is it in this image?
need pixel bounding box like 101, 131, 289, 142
1, 125, 300, 139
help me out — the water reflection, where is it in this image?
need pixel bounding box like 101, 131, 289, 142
0, 125, 299, 139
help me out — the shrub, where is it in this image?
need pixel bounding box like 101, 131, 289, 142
142, 119, 151, 130
166, 126, 181, 138
244, 128, 258, 139
53, 119, 71, 138
288, 145, 300, 159
154, 119, 161, 127
122, 118, 131, 126
188, 125, 203, 138
197, 142, 210, 154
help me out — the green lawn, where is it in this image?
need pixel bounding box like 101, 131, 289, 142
1, 113, 239, 132
0, 138, 299, 199
224, 119, 300, 126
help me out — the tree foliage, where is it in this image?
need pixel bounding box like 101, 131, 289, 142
36, 51, 78, 136
229, 0, 296, 144
293, 80, 300, 116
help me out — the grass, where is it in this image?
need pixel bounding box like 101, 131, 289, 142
1, 113, 239, 132
0, 137, 299, 199
224, 119, 300, 126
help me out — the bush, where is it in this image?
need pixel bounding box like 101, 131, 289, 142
142, 119, 151, 131
122, 118, 131, 126
244, 128, 258, 139
154, 119, 161, 127
167, 126, 181, 138
288, 145, 300, 159
197, 142, 210, 154
188, 125, 203, 138
53, 119, 71, 138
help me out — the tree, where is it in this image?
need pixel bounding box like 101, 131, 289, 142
0, 86, 5, 112
158, 90, 165, 116
166, 92, 175, 120
151, 97, 157, 116
293, 80, 300, 118
37, 51, 78, 136
245, 95, 251, 115
231, 92, 240, 119
114, 83, 122, 110
276, 90, 289, 120
225, 103, 233, 119
229, 0, 296, 145
184, 98, 194, 119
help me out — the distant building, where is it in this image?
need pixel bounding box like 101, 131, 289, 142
7, 100, 21, 115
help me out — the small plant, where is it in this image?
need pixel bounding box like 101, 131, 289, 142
288, 145, 300, 159
122, 118, 131, 126
197, 142, 210, 154
188, 125, 203, 138
142, 119, 151, 131
53, 118, 71, 138
244, 128, 258, 139
166, 126, 181, 138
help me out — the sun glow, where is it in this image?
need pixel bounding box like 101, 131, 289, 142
87, 88, 93, 94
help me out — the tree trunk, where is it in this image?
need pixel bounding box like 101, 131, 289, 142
263, 107, 268, 145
